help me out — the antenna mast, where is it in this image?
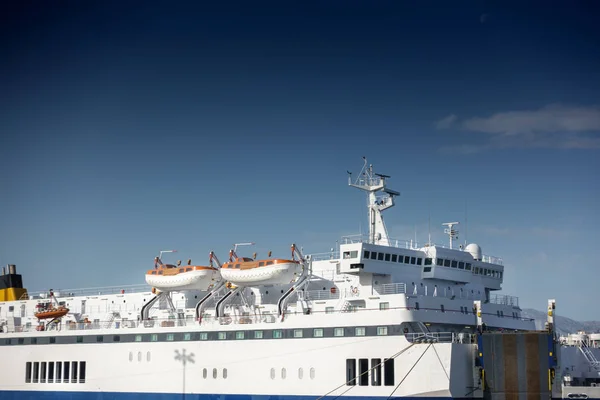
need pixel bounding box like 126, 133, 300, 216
442, 222, 459, 249
347, 157, 399, 245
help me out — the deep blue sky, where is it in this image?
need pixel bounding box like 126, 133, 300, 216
1, 1, 599, 320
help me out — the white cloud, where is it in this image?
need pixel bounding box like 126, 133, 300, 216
437, 104, 600, 152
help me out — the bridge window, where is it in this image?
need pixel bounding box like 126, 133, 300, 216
370, 252, 377, 260
377, 253, 384, 261
444, 259, 451, 267
384, 253, 391, 261
346, 359, 356, 386
466, 263, 472, 270
425, 258, 432, 265
451, 260, 457, 268
417, 258, 422, 265
371, 359, 382, 386
404, 256, 410, 263
363, 250, 370, 259
436, 258, 443, 266
391, 254, 397, 262
359, 359, 369, 386
423, 267, 431, 272
410, 257, 416, 264
458, 262, 465, 269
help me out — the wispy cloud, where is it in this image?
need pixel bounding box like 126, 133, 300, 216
436, 104, 600, 152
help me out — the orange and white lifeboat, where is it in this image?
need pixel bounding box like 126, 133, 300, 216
220, 257, 300, 286
145, 264, 221, 291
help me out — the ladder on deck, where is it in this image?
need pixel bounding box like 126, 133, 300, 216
580, 341, 600, 374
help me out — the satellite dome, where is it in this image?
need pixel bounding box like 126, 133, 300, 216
465, 243, 482, 261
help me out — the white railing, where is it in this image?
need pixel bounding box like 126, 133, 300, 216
300, 289, 340, 301
28, 284, 151, 299
405, 331, 475, 344
489, 294, 519, 307
373, 283, 407, 295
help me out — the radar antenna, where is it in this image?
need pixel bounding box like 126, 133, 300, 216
348, 157, 399, 245
442, 222, 459, 249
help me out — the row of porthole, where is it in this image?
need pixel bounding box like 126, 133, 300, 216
202, 368, 227, 379
129, 351, 151, 362
270, 367, 315, 380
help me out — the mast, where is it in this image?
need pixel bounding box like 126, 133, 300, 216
348, 157, 399, 246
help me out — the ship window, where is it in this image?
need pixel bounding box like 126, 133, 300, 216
186, 268, 192, 272
350, 251, 358, 258
423, 267, 431, 272
167, 334, 174, 341
33, 362, 39, 383
26, 362, 32, 383
63, 361, 70, 383
384, 358, 395, 386
71, 361, 78, 383
325, 307, 334, 314
8, 306, 14, 312
151, 334, 158, 342
79, 362, 86, 383
314, 328, 324, 337
466, 263, 472, 270
266, 261, 273, 266
378, 252, 384, 260
179, 268, 184, 273
281, 368, 287, 379
213, 368, 217, 379
133, 335, 142, 342
137, 352, 142, 362
458, 261, 465, 269
404, 256, 410, 263
129, 352, 133, 362
370, 252, 377, 260
379, 302, 389, 310
184, 333, 191, 341
235, 264, 241, 269
254, 331, 263, 339
384, 253, 391, 261
298, 367, 304, 379
334, 328, 344, 337
346, 359, 356, 386
355, 327, 366, 336
363, 250, 370, 259
218, 332, 226, 340
49, 362, 55, 383
236, 331, 245, 340
273, 330, 283, 339
410, 257, 416, 264
444, 259, 451, 267
147, 352, 151, 362
441, 304, 445, 313
113, 335, 121, 342
50, 337, 56, 344
203, 368, 207, 379
200, 332, 208, 340
436, 258, 443, 266
77, 336, 83, 343
417, 258, 422, 265
391, 254, 398, 262
18, 338, 24, 345
97, 336, 104, 343
56, 362, 62, 383
451, 260, 457, 268
259, 262, 264, 267
4, 339, 11, 345
359, 359, 369, 386
293, 329, 303, 338
371, 358, 382, 386
223, 368, 227, 379
425, 258, 432, 265
377, 327, 388, 336
270, 368, 275, 380
310, 367, 315, 379
415, 302, 420, 310
40, 362, 47, 382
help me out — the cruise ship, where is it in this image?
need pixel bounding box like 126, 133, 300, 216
0, 159, 559, 399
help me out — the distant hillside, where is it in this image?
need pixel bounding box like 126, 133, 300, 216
521, 308, 600, 335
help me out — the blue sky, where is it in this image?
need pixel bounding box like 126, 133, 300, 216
1, 1, 599, 320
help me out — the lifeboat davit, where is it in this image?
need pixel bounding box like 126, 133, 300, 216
220, 257, 300, 286
145, 264, 221, 291
35, 306, 69, 320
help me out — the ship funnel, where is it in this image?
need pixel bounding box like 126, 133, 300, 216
8, 264, 16, 274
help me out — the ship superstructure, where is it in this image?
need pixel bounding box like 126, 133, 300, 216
0, 159, 555, 400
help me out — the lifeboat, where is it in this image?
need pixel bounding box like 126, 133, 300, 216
35, 305, 69, 320
145, 264, 221, 291
220, 257, 301, 286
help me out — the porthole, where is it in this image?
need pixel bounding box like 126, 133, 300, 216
281, 368, 286, 379
137, 352, 142, 362
310, 367, 315, 379
298, 368, 303, 379
213, 368, 217, 379
203, 368, 207, 379
223, 368, 228, 379
147, 352, 151, 362
129, 352, 133, 362
270, 368, 275, 380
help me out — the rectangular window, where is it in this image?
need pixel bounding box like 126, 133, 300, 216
77, 336, 83, 343
200, 332, 208, 340
379, 302, 389, 310
391, 254, 397, 262
183, 333, 191, 341
96, 335, 104, 343
50, 337, 56, 344
56, 361, 62, 383
404, 256, 410, 263
259, 261, 264, 266
444, 259, 451, 267
415, 302, 420, 310
26, 362, 32, 383
325, 307, 334, 314
218, 332, 226, 340
350, 251, 358, 258
79, 362, 86, 383
113, 335, 120, 342
436, 258, 443, 266
151, 334, 158, 342
424, 258, 432, 265
313, 328, 323, 337
334, 328, 344, 337
355, 327, 366, 336
166, 334, 174, 341
410, 257, 416, 264
363, 250, 370, 259
371, 358, 382, 386
466, 263, 472, 271
33, 362, 39, 383
370, 252, 377, 260
40, 362, 47, 383
377, 253, 384, 261
254, 331, 263, 339
63, 362, 70, 383
48, 362, 54, 383
417, 258, 422, 265
359, 359, 369, 386
451, 260, 457, 268
293, 329, 303, 338
441, 304, 445, 313
384, 358, 395, 386
71, 361, 78, 383
458, 261, 465, 269
346, 359, 356, 386
377, 326, 388, 336
423, 266, 432, 272
236, 331, 245, 340
273, 330, 283, 339
384, 253, 391, 261
474, 266, 479, 274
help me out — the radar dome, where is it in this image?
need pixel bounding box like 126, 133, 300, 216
465, 243, 482, 261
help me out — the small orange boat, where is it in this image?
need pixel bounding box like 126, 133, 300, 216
35, 306, 69, 320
